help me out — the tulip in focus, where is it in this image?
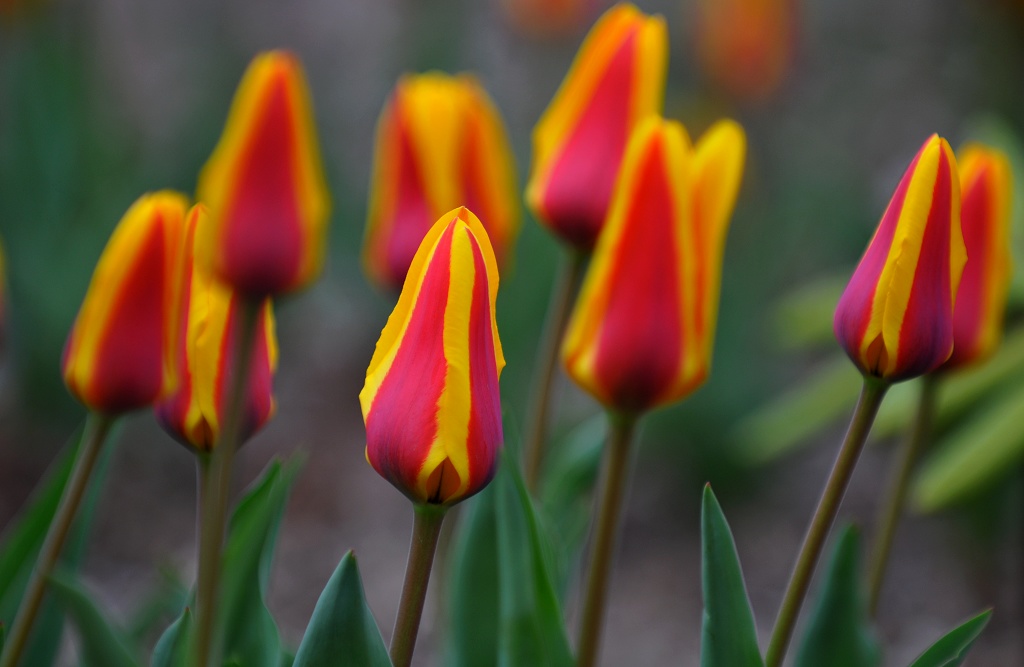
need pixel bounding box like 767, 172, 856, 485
940, 144, 1013, 370
360, 207, 504, 506
198, 50, 331, 297
157, 205, 278, 452
562, 116, 745, 413
695, 0, 796, 102
834, 135, 966, 382
63, 192, 187, 414
526, 3, 668, 250
364, 73, 519, 290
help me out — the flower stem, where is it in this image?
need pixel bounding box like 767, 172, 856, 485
193, 297, 260, 667
0, 413, 115, 667
576, 411, 638, 667
765, 378, 888, 667
390, 504, 446, 667
523, 250, 587, 491
867, 376, 937, 615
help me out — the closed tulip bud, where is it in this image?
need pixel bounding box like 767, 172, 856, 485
526, 3, 667, 250
198, 50, 331, 297
942, 144, 1013, 370
834, 135, 966, 382
63, 192, 187, 414
364, 73, 520, 290
562, 116, 745, 413
156, 205, 278, 452
360, 207, 504, 506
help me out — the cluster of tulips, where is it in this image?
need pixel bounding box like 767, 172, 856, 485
0, 2, 1010, 666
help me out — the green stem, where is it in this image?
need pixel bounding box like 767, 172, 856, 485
389, 504, 447, 667
765, 379, 888, 667
523, 250, 587, 491
0, 413, 115, 667
867, 376, 937, 615
193, 297, 261, 667
576, 412, 638, 667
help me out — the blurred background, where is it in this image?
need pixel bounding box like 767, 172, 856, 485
2, 0, 1024, 664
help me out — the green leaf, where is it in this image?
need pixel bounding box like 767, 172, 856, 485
219, 457, 302, 667
151, 608, 192, 667
446, 485, 500, 667
538, 415, 605, 597
912, 383, 1024, 512
1, 619, 7, 654
905, 610, 991, 667
771, 274, 848, 350
494, 450, 574, 667
794, 526, 880, 667
731, 357, 862, 465
700, 485, 764, 667
47, 571, 141, 667
292, 551, 391, 667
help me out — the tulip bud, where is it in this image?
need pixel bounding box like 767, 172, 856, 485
63, 192, 187, 414
156, 205, 278, 452
834, 135, 966, 382
526, 3, 668, 250
942, 144, 1013, 370
360, 207, 504, 506
364, 73, 520, 290
198, 50, 331, 297
562, 116, 744, 413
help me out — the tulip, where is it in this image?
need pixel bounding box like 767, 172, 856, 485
694, 0, 796, 102
197, 50, 331, 297
562, 116, 745, 414
157, 205, 278, 452
526, 3, 668, 250
834, 135, 966, 382
942, 144, 1013, 370
363, 73, 519, 291
62, 191, 187, 414
360, 206, 504, 507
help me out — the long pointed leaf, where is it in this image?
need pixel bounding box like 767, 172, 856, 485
292, 551, 390, 667
700, 485, 764, 667
47, 571, 140, 667
794, 526, 880, 667
905, 610, 991, 667
151, 608, 192, 667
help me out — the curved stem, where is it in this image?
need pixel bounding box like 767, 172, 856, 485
523, 250, 587, 491
576, 412, 638, 667
867, 376, 937, 615
194, 297, 260, 667
389, 505, 446, 667
0, 413, 115, 667
765, 379, 888, 667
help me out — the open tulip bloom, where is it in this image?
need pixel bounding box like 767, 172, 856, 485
360, 206, 503, 667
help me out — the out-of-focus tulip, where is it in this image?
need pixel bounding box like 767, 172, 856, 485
500, 0, 596, 37
942, 144, 1013, 370
526, 3, 668, 250
198, 50, 331, 297
694, 0, 796, 102
562, 116, 745, 413
834, 135, 966, 382
360, 207, 504, 506
363, 73, 519, 291
63, 192, 187, 414
156, 205, 278, 452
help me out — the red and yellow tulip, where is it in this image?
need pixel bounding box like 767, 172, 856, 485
943, 144, 1013, 370
198, 50, 331, 297
364, 73, 519, 291
834, 135, 966, 381
526, 3, 668, 250
562, 116, 745, 413
360, 207, 504, 506
63, 192, 187, 414
157, 205, 278, 452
